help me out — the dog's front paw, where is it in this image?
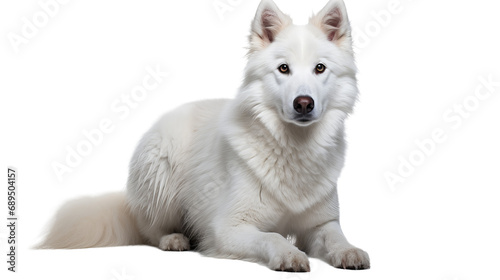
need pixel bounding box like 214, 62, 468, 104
328, 247, 370, 270
269, 248, 310, 272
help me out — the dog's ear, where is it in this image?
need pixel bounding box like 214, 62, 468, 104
310, 0, 352, 49
249, 0, 292, 53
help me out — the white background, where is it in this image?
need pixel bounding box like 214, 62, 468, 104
1, 0, 500, 279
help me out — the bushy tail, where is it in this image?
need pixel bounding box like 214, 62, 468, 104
37, 192, 143, 249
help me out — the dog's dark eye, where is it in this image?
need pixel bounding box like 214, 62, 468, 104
278, 64, 290, 74
315, 63, 326, 74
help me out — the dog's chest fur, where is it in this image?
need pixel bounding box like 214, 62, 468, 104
226, 114, 345, 213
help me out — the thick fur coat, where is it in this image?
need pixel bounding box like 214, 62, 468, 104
39, 0, 370, 272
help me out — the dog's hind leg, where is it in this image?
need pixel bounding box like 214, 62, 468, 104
126, 128, 187, 250
159, 233, 190, 251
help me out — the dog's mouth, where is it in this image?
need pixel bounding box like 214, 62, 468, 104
295, 117, 314, 123
279, 108, 319, 127
291, 115, 318, 126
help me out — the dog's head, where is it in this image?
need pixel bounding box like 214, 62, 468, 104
243, 0, 358, 127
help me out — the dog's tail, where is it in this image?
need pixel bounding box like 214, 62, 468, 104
36, 192, 143, 249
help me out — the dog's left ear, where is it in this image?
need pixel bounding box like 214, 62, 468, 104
249, 0, 292, 53
310, 0, 352, 49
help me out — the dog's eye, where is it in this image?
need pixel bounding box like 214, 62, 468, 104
278, 64, 290, 74
315, 63, 326, 74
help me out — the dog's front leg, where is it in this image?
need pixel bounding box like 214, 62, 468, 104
303, 220, 370, 270
214, 224, 310, 272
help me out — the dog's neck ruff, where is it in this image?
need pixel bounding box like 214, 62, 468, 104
224, 90, 347, 212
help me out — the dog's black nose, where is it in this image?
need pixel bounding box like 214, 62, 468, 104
293, 96, 314, 115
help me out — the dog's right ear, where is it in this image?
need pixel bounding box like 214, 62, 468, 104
249, 0, 292, 53
310, 0, 353, 52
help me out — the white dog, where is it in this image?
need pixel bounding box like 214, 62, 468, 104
40, 0, 370, 272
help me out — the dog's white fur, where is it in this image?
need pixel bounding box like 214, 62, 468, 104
39, 0, 369, 271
